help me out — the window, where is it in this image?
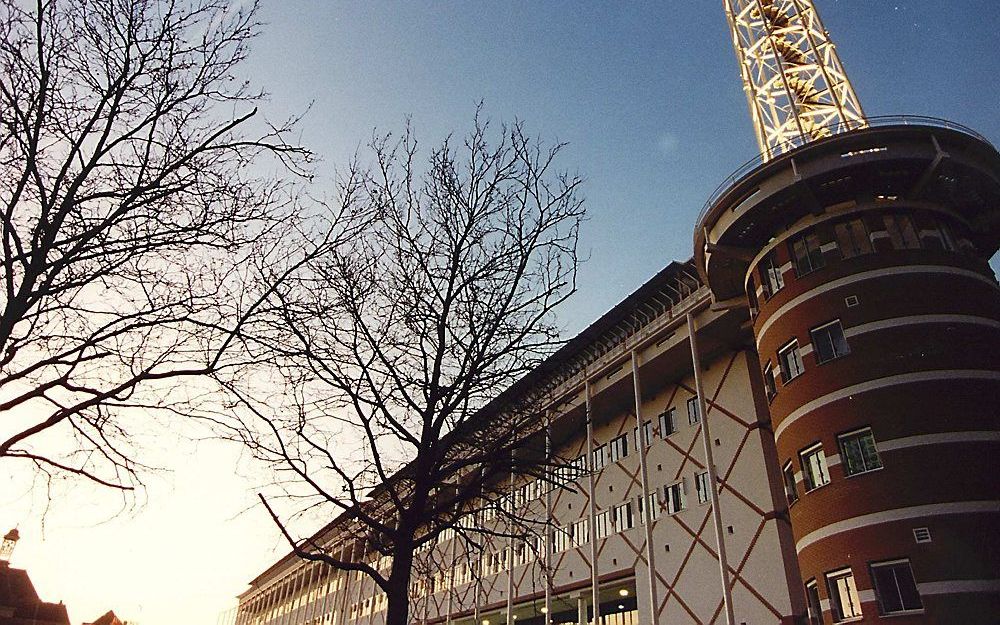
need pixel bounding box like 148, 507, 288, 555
805, 579, 823, 625
778, 340, 805, 382
800, 443, 830, 491
609, 434, 629, 463
933, 218, 956, 251
612, 502, 634, 533
870, 559, 923, 615
783, 461, 798, 505
664, 481, 686, 514
633, 420, 653, 451
759, 251, 784, 299
694, 471, 711, 505
658, 408, 676, 437
571, 518, 590, 547
747, 274, 759, 317
838, 428, 883, 476
687, 396, 700, 425
637, 491, 661, 522
763, 362, 777, 401
884, 213, 920, 250
835, 218, 874, 258
790, 230, 826, 276
811, 320, 850, 364
594, 510, 611, 540
592, 444, 608, 472
826, 568, 863, 621
552, 527, 572, 553
571, 455, 588, 481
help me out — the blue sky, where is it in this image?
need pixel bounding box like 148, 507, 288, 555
249, 0, 1000, 332
8, 3, 1000, 624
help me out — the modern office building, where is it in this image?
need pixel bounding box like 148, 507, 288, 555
235, 1, 1000, 624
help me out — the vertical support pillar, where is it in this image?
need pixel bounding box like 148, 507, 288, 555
446, 531, 458, 624
274, 576, 290, 625
318, 564, 333, 625
584, 378, 600, 625
544, 412, 553, 625
686, 312, 735, 625
352, 538, 368, 624
337, 541, 358, 625
577, 592, 588, 625
506, 457, 516, 625
631, 349, 659, 625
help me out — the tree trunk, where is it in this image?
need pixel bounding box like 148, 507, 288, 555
385, 546, 414, 625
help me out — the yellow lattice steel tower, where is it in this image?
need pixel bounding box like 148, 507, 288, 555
724, 0, 867, 160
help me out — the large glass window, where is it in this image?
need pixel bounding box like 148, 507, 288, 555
884, 213, 920, 250
835, 218, 874, 258
695, 471, 711, 505
778, 340, 805, 382
790, 230, 826, 276
759, 251, 785, 299
800, 443, 830, 491
811, 320, 850, 364
826, 568, 863, 621
870, 559, 923, 615
783, 461, 798, 505
658, 408, 676, 437
838, 427, 883, 476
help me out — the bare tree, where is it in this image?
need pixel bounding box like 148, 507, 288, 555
0, 0, 321, 495
223, 114, 585, 624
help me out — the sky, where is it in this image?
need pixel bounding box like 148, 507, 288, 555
4, 2, 999, 624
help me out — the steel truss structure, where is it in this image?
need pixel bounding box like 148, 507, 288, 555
724, 0, 867, 160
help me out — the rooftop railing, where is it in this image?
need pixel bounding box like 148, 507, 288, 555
697, 115, 992, 227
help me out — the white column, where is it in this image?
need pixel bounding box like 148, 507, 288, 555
544, 412, 553, 625
631, 349, 659, 624
585, 378, 600, 625
686, 312, 735, 625
506, 458, 515, 625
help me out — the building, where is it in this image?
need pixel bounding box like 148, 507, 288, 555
0, 529, 71, 625
235, 2, 1000, 623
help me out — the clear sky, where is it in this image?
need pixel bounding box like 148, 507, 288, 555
4, 2, 999, 624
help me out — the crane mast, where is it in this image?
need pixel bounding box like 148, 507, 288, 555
724, 0, 867, 160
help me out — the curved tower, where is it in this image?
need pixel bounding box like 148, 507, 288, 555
700, 1, 1000, 623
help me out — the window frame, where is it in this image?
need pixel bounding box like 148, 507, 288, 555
694, 471, 711, 505
633, 420, 653, 452
826, 567, 864, 622
883, 213, 921, 250
778, 339, 805, 383
810, 319, 851, 364
800, 443, 831, 491
837, 427, 883, 477
805, 579, 823, 625
835, 218, 874, 259
763, 361, 777, 401
783, 461, 798, 505
869, 558, 923, 616
759, 251, 785, 299
664, 480, 686, 515
789, 229, 826, 277
658, 408, 676, 438
609, 433, 629, 463
687, 396, 701, 425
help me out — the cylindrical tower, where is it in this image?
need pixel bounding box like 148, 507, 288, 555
695, 121, 1000, 623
